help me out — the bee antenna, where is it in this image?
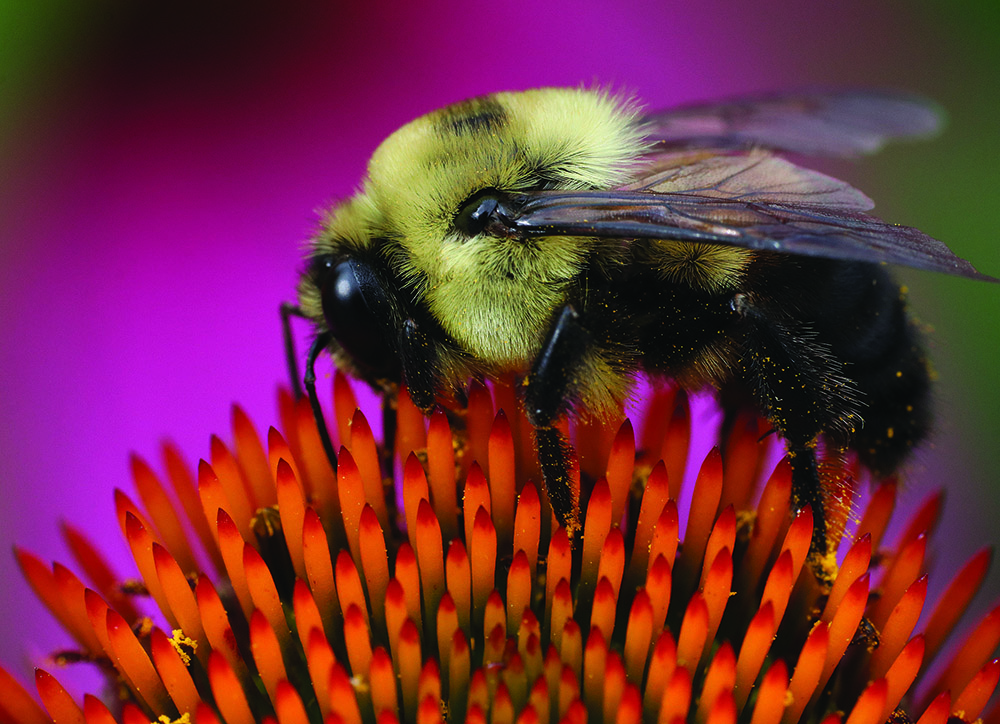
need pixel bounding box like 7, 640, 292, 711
304, 331, 338, 474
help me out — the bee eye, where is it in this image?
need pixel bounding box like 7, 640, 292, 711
455, 189, 505, 237
315, 256, 397, 377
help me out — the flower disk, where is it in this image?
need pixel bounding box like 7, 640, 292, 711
1, 377, 998, 724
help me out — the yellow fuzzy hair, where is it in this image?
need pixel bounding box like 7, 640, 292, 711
360, 88, 647, 368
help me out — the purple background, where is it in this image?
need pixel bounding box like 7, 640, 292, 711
2, 0, 998, 692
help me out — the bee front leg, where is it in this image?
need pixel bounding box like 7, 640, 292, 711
304, 330, 338, 473
280, 301, 310, 400
525, 305, 592, 537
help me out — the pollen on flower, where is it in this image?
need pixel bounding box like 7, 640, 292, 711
156, 714, 191, 724
0, 371, 998, 724
167, 630, 197, 665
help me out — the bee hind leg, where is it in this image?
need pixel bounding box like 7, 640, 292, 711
731, 295, 857, 582
785, 442, 830, 551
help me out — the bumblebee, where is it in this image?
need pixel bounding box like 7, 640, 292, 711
286, 88, 995, 564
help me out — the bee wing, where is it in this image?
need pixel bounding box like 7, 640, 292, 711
626, 149, 876, 210
499, 152, 994, 281
508, 191, 993, 280
638, 90, 943, 157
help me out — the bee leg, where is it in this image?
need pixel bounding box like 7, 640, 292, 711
399, 318, 440, 413
279, 301, 310, 400
525, 305, 592, 537
380, 394, 398, 477
785, 441, 827, 553
304, 330, 338, 475
278, 300, 340, 474
279, 301, 340, 475
731, 294, 856, 578
535, 426, 579, 536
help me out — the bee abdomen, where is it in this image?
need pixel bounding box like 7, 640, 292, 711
849, 320, 932, 475
814, 263, 933, 474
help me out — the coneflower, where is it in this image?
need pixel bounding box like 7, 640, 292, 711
1, 376, 997, 724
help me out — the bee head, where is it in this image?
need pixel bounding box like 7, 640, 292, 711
298, 197, 402, 383
308, 254, 400, 379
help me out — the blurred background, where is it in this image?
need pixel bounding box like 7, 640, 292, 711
1, 0, 997, 694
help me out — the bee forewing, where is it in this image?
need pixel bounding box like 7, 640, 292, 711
508, 189, 997, 282
638, 90, 943, 157
625, 150, 874, 210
